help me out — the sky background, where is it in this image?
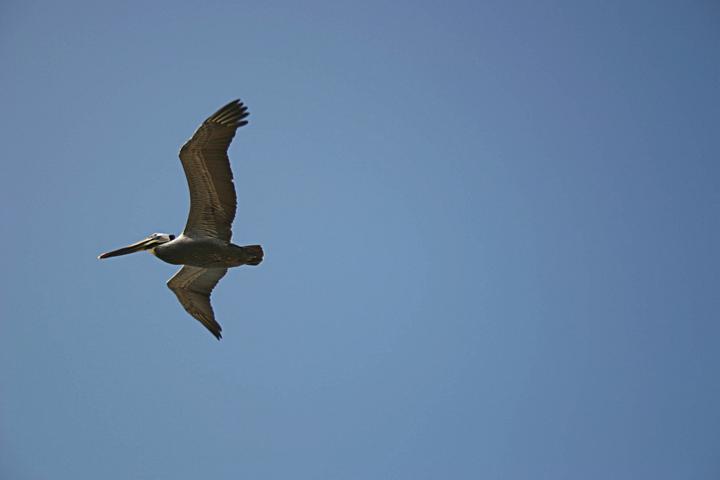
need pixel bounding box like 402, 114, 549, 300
1, 1, 719, 478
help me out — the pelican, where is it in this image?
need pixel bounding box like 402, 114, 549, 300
98, 99, 263, 339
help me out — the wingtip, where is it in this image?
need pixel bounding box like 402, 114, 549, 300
208, 99, 250, 128
211, 325, 223, 340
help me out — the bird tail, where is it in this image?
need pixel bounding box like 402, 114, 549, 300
241, 245, 264, 266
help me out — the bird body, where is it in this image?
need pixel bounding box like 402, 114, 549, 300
98, 99, 262, 339
153, 235, 262, 269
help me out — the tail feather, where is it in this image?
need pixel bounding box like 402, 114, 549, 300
242, 245, 263, 266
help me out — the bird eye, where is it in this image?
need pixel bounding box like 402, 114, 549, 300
169, 235, 176, 240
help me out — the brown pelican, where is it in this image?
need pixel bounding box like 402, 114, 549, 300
98, 99, 263, 339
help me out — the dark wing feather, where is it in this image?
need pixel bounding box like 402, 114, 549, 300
178, 99, 249, 241
167, 266, 228, 339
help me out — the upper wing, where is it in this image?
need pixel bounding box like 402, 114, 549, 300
178, 99, 249, 241
167, 266, 228, 339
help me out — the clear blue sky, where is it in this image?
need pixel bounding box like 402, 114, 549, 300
1, 1, 718, 478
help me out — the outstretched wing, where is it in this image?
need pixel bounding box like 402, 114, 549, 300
167, 266, 228, 339
179, 99, 249, 241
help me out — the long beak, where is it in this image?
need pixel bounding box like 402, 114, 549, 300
98, 237, 156, 259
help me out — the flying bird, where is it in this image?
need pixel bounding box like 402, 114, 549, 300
98, 99, 263, 339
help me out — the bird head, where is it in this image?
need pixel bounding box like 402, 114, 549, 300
98, 233, 175, 259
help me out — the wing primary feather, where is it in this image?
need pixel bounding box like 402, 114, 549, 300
209, 100, 249, 127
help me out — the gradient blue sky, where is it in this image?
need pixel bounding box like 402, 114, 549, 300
1, 1, 719, 478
